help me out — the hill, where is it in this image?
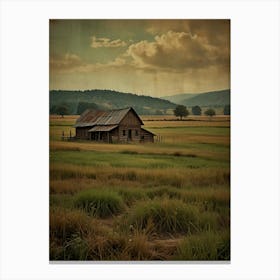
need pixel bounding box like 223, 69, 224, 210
182, 89, 230, 107
50, 89, 177, 115
161, 93, 199, 104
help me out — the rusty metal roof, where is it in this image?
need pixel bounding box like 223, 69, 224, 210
88, 125, 118, 132
74, 107, 143, 127
141, 128, 156, 136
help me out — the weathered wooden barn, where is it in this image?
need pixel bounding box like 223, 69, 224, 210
74, 107, 155, 143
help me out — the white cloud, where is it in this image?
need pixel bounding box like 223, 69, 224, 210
50, 53, 129, 73
126, 30, 226, 71
91, 36, 127, 48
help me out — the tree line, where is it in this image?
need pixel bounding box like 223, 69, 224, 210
173, 104, 230, 120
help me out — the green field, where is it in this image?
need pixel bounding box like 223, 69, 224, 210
49, 115, 230, 261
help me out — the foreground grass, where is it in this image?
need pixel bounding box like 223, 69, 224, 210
74, 189, 125, 218
174, 230, 230, 260
50, 205, 229, 260
49, 115, 230, 261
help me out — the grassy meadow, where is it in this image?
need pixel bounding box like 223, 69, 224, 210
49, 114, 230, 261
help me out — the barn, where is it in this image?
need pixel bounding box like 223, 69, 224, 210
74, 107, 155, 143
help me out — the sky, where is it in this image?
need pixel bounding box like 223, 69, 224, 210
49, 20, 230, 97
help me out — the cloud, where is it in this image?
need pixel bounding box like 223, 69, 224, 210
145, 20, 229, 44
91, 36, 127, 48
126, 30, 229, 72
50, 53, 86, 72
50, 53, 129, 73
51, 21, 229, 77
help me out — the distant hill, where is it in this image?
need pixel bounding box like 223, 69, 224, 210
50, 89, 177, 115
181, 89, 230, 107
161, 93, 199, 104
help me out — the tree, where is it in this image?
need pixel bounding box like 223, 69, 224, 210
55, 105, 69, 118
223, 104, 230, 115
174, 105, 189, 120
204, 108, 216, 119
192, 105, 202, 116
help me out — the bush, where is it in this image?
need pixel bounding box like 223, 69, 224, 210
117, 188, 147, 206
126, 199, 200, 234
49, 208, 94, 240
74, 189, 125, 218
174, 230, 230, 260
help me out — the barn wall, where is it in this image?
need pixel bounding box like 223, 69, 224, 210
76, 127, 91, 139
110, 127, 119, 143
89, 127, 119, 143
140, 129, 154, 143
118, 110, 142, 142
120, 110, 142, 126
118, 126, 141, 142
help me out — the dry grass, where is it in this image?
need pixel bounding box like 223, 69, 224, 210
173, 230, 230, 260
50, 179, 94, 194
143, 120, 230, 128
50, 163, 229, 188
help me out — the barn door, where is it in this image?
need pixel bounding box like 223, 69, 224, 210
128, 129, 132, 140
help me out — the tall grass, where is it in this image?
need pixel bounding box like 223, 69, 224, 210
74, 189, 125, 218
50, 179, 94, 194
174, 230, 230, 260
50, 163, 230, 187
125, 199, 200, 234
116, 187, 147, 206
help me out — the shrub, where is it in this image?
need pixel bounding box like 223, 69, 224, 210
63, 234, 89, 260
126, 199, 200, 234
117, 188, 147, 206
174, 230, 230, 260
121, 231, 153, 260
74, 189, 125, 218
49, 208, 94, 241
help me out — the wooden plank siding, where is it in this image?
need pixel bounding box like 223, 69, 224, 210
76, 127, 92, 140
140, 128, 154, 143
118, 110, 142, 142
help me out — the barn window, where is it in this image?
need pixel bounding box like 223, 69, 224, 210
123, 130, 126, 136
135, 130, 138, 136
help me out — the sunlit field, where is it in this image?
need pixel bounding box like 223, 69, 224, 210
49, 114, 230, 261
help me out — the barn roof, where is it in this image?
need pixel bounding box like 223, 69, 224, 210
74, 107, 143, 127
141, 128, 156, 136
88, 125, 118, 132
